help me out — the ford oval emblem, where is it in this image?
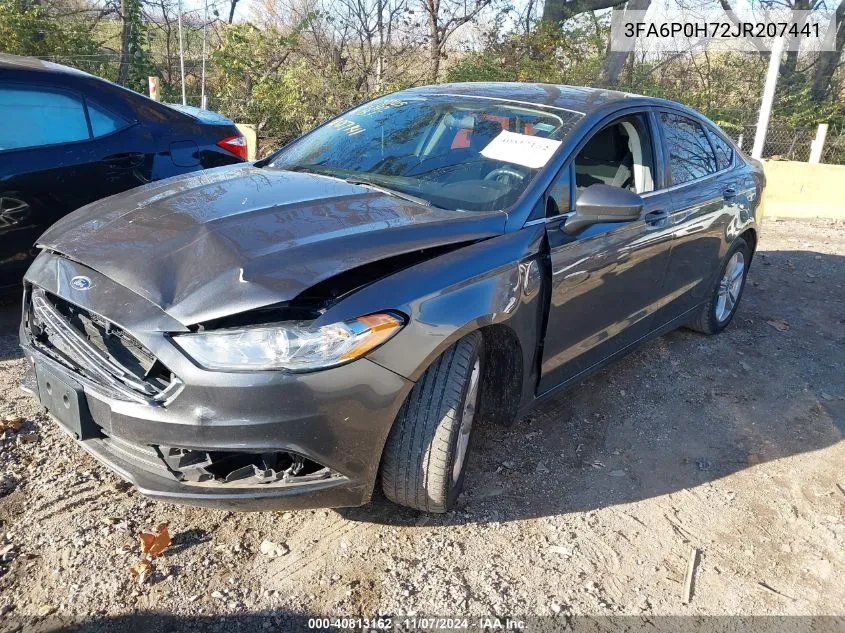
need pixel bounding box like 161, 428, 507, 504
71, 275, 92, 290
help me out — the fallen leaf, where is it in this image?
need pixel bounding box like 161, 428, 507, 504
1, 416, 23, 432
129, 558, 153, 584
139, 524, 171, 558
766, 319, 791, 332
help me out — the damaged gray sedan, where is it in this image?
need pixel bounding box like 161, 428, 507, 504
20, 83, 764, 512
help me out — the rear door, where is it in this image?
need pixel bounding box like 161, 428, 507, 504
86, 99, 155, 197
538, 109, 675, 393
0, 84, 103, 286
652, 111, 737, 325
0, 82, 157, 288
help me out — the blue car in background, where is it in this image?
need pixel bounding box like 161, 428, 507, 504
0, 54, 247, 289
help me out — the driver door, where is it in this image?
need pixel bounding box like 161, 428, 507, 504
537, 111, 675, 394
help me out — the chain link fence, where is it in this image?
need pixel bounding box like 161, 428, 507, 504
54, 70, 845, 166
733, 123, 845, 165
192, 97, 845, 166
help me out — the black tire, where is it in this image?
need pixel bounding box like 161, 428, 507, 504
687, 237, 751, 334
380, 332, 483, 513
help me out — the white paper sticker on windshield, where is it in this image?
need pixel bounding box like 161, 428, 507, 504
480, 130, 562, 169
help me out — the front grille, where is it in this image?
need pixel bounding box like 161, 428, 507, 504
25, 286, 180, 404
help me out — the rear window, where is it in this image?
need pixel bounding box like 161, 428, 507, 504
88, 102, 129, 137
0, 87, 89, 151
660, 112, 718, 185
708, 129, 734, 171
165, 103, 234, 125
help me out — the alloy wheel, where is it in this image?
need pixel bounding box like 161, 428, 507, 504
451, 358, 480, 486
715, 251, 745, 323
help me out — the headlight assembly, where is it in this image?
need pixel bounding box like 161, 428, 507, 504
173, 312, 404, 371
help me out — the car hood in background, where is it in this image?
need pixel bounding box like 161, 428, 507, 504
38, 165, 506, 325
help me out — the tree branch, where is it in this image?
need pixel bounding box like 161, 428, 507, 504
542, 0, 627, 23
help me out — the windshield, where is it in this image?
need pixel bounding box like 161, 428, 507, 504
268, 94, 583, 211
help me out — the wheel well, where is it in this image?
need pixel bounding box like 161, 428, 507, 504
740, 228, 757, 260
477, 324, 523, 426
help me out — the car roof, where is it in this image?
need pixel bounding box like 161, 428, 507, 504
0, 53, 93, 77
396, 82, 674, 115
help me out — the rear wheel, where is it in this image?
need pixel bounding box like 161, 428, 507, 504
380, 332, 482, 513
687, 238, 750, 334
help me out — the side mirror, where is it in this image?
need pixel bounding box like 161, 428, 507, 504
563, 183, 644, 235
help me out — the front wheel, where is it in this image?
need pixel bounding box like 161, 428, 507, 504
687, 237, 750, 334
380, 332, 483, 513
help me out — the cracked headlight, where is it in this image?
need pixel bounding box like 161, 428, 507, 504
173, 312, 404, 371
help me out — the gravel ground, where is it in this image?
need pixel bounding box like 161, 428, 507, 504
0, 218, 843, 631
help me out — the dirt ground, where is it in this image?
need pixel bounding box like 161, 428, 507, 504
0, 218, 843, 631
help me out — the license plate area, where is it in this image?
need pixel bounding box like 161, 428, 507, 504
35, 363, 100, 441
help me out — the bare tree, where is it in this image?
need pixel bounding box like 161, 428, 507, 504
542, 0, 627, 23
117, 0, 133, 84
420, 0, 494, 80
811, 0, 845, 99
601, 0, 651, 86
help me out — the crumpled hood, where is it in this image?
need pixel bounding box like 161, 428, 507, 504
38, 164, 506, 325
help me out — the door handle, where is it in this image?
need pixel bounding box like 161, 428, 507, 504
643, 209, 668, 226
723, 186, 738, 199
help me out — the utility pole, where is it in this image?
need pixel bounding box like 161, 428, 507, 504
201, 0, 208, 109
376, 0, 384, 92
177, 0, 187, 106
751, 36, 785, 160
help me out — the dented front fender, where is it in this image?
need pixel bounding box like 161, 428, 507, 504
319, 225, 547, 404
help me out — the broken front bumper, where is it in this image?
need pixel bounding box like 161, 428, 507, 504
20, 254, 414, 511
21, 348, 412, 510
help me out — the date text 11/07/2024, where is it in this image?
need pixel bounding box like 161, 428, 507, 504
306, 617, 527, 630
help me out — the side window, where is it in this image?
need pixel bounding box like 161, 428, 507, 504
546, 165, 571, 217
87, 102, 129, 138
0, 87, 89, 151
708, 129, 733, 171
660, 112, 717, 184
573, 114, 655, 197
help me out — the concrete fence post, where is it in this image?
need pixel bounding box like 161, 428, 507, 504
809, 123, 828, 164
236, 124, 257, 161
148, 77, 160, 101
752, 36, 785, 159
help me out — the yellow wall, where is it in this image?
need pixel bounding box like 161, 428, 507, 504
235, 123, 258, 161
763, 160, 845, 219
